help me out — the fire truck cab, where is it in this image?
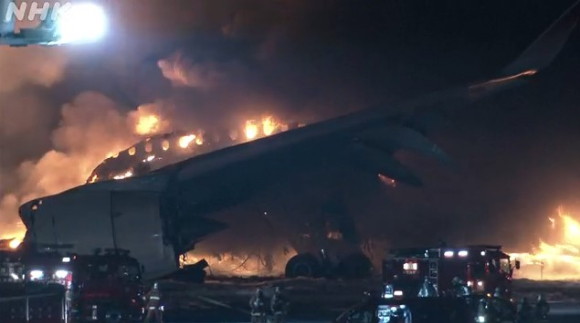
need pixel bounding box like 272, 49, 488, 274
382, 245, 520, 299
67, 249, 146, 323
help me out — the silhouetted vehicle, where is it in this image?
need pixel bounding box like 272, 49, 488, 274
382, 245, 520, 299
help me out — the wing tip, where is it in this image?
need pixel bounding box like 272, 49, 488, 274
500, 0, 580, 77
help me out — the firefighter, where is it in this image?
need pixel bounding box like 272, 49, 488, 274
271, 286, 289, 323
535, 294, 550, 320
144, 282, 163, 323
517, 297, 533, 323
250, 288, 267, 323
451, 277, 470, 297
476, 299, 488, 322
485, 297, 501, 323
417, 276, 437, 297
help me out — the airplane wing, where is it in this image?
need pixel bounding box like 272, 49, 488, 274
19, 0, 580, 279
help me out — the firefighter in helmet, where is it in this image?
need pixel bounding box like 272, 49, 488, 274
418, 276, 437, 297
250, 288, 267, 323
535, 294, 550, 320
144, 282, 163, 323
271, 286, 289, 323
451, 277, 470, 297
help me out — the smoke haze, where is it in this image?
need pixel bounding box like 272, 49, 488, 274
1, 0, 579, 261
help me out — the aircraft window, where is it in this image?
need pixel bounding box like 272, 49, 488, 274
162, 140, 170, 151
145, 143, 153, 153
128, 147, 136, 156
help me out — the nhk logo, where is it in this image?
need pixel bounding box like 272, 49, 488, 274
3, 1, 73, 23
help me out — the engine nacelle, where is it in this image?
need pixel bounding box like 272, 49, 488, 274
19, 189, 179, 280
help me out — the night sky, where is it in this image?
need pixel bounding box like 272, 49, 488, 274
1, 0, 579, 250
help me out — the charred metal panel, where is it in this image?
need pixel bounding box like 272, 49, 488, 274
111, 191, 178, 279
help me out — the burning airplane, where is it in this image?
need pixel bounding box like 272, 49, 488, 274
15, 1, 580, 280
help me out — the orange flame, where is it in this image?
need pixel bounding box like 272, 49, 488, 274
179, 134, 196, 148
135, 115, 161, 135
9, 239, 22, 249
510, 207, 580, 280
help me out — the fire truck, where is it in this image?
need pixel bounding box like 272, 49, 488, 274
64, 249, 146, 323
1, 244, 145, 323
381, 245, 520, 299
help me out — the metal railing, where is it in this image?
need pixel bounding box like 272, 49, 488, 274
0, 292, 66, 323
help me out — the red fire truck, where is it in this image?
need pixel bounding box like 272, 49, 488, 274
381, 245, 520, 299
1, 245, 145, 323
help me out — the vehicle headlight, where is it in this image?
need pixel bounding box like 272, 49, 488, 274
55, 270, 69, 279
30, 270, 44, 280
477, 315, 486, 323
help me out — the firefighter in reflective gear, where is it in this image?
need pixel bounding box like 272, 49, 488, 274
417, 276, 437, 297
271, 287, 289, 323
535, 294, 550, 320
250, 288, 267, 323
517, 297, 533, 323
144, 282, 163, 323
451, 277, 470, 297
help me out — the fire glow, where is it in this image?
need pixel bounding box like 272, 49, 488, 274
102, 115, 290, 181
510, 207, 580, 280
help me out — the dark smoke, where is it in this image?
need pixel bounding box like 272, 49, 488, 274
1, 0, 579, 260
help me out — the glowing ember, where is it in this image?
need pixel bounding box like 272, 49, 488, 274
244, 120, 259, 140
179, 134, 196, 148
135, 115, 160, 135
113, 171, 133, 180
378, 174, 396, 187
9, 239, 21, 249
510, 207, 580, 280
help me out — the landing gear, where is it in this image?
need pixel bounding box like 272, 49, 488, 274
285, 254, 321, 278
285, 253, 372, 279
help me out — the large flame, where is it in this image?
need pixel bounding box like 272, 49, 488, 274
103, 115, 292, 182
9, 238, 22, 249
135, 115, 161, 135
244, 120, 260, 140
510, 207, 580, 280
179, 134, 196, 148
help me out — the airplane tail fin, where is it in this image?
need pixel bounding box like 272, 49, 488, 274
500, 0, 580, 77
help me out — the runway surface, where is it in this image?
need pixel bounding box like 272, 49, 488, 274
159, 301, 580, 323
